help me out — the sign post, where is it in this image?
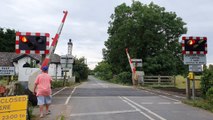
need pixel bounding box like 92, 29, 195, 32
182, 36, 207, 100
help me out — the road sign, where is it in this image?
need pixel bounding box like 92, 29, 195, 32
0, 95, 28, 113
183, 54, 206, 65
132, 59, 142, 67
0, 67, 15, 76
189, 65, 202, 72
0, 110, 26, 120
60, 55, 74, 69
0, 95, 27, 120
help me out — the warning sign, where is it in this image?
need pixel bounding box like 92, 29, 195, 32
0, 110, 26, 120
0, 67, 15, 76
183, 54, 206, 65
0, 95, 28, 113
0, 95, 28, 120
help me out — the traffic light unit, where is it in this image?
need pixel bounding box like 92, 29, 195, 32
182, 36, 207, 54
15, 32, 50, 54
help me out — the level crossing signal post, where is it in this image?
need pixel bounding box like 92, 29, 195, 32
182, 36, 207, 100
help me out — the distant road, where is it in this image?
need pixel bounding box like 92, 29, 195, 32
53, 76, 213, 120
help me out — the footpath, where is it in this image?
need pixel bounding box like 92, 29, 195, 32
32, 104, 71, 120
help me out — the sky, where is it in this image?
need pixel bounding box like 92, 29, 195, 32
0, 0, 213, 69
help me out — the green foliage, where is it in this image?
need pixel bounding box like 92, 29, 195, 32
201, 65, 213, 97
0, 27, 16, 52
94, 61, 113, 80
104, 1, 187, 75
206, 87, 213, 104
52, 81, 64, 88
51, 80, 75, 88
183, 98, 213, 113
111, 72, 132, 85
73, 57, 89, 82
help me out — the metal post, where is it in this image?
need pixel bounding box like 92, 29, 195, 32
55, 64, 58, 81
186, 78, 191, 99
192, 79, 195, 100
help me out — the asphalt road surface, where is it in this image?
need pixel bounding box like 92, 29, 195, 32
52, 76, 213, 120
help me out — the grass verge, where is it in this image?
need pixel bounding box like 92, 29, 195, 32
182, 98, 213, 113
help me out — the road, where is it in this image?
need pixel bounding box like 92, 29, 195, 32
51, 76, 213, 120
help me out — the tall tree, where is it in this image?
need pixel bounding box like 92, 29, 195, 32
104, 1, 187, 75
73, 57, 89, 82
0, 27, 16, 52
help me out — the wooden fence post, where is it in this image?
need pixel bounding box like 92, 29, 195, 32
158, 75, 160, 85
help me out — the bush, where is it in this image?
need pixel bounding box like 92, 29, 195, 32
206, 87, 213, 104
201, 65, 213, 97
111, 72, 132, 85
52, 80, 75, 88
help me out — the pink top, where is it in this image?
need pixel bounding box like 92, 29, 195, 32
35, 72, 52, 96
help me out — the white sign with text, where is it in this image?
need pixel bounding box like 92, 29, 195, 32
184, 54, 206, 65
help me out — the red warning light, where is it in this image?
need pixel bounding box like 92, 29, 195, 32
20, 36, 28, 43
188, 39, 195, 46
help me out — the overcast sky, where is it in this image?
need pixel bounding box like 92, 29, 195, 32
0, 0, 213, 69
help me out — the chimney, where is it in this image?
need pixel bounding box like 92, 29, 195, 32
68, 39, 73, 55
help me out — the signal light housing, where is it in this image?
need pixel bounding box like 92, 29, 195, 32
16, 32, 50, 54
182, 36, 207, 54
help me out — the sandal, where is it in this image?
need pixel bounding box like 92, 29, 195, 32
40, 114, 44, 118
46, 110, 51, 115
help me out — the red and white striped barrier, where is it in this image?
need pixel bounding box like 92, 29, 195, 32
41, 11, 68, 68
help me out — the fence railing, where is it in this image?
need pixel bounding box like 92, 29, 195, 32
143, 75, 175, 86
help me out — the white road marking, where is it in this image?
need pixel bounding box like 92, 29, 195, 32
98, 83, 109, 88
141, 102, 182, 105
65, 87, 76, 105
122, 97, 167, 120
52, 87, 67, 96
158, 102, 171, 105
173, 102, 182, 104
159, 95, 180, 102
119, 97, 155, 120
173, 95, 185, 99
141, 102, 153, 104
70, 110, 138, 117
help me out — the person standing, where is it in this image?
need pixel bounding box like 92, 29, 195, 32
34, 66, 52, 118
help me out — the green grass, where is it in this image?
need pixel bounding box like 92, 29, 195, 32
183, 98, 213, 113
175, 75, 201, 89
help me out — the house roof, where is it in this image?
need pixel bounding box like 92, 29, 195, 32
0, 52, 19, 66
50, 54, 60, 63
13, 54, 40, 63
0, 52, 61, 66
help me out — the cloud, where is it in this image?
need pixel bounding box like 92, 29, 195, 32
1, 0, 213, 69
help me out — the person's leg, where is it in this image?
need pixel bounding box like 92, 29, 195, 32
39, 105, 44, 117
44, 96, 52, 114
45, 104, 51, 114
37, 96, 45, 117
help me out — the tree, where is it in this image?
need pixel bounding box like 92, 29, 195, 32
0, 27, 16, 52
93, 61, 113, 80
201, 65, 213, 97
104, 1, 187, 75
73, 57, 89, 82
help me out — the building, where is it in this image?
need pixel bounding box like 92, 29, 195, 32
0, 52, 62, 79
